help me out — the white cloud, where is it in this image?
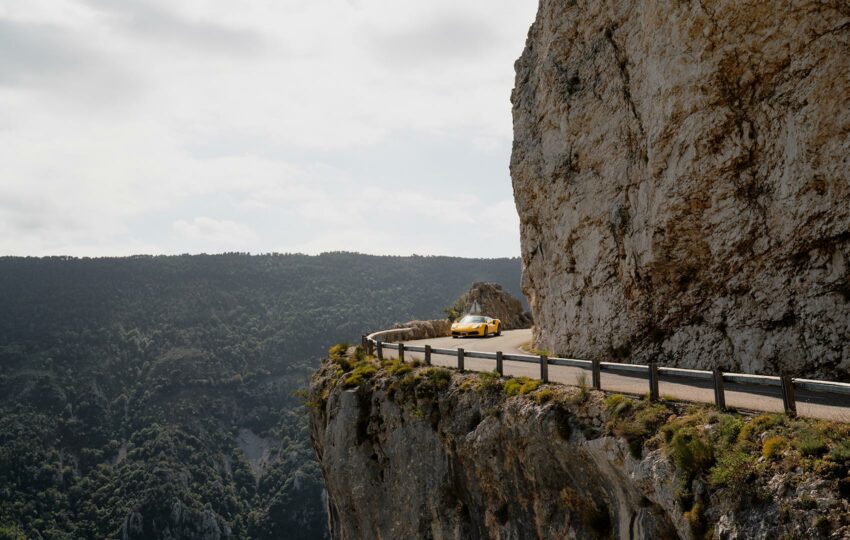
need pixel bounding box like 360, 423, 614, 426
0, 0, 538, 257
173, 217, 256, 246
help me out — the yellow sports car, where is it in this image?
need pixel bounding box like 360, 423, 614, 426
451, 315, 502, 338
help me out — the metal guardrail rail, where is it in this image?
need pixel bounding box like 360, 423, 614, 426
360, 330, 850, 418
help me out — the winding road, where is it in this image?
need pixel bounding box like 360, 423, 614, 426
395, 329, 850, 422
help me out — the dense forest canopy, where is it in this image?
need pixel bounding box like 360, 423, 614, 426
0, 253, 522, 539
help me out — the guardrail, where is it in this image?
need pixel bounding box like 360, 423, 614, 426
360, 331, 850, 418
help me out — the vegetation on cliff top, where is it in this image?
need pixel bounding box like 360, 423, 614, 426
596, 394, 849, 537
312, 349, 850, 538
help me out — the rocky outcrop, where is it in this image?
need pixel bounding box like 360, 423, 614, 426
453, 282, 532, 330
511, 0, 850, 378
122, 500, 230, 540
310, 355, 850, 539
390, 319, 452, 340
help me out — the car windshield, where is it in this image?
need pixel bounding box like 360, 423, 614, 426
459, 315, 486, 323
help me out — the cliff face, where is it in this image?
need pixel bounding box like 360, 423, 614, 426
311, 373, 676, 539
511, 0, 850, 377
310, 354, 850, 539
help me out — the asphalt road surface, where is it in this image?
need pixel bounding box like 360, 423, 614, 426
395, 329, 850, 422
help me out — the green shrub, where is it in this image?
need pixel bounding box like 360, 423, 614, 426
632, 402, 669, 429
343, 364, 377, 388
762, 435, 785, 460
533, 388, 555, 403
411, 367, 452, 397
519, 378, 541, 395
737, 414, 782, 443
443, 293, 468, 322
328, 343, 348, 359
709, 449, 755, 488
504, 377, 539, 397
572, 372, 590, 403
811, 458, 842, 478
827, 439, 850, 465
814, 421, 846, 440
0, 525, 26, 540
474, 371, 503, 393
669, 427, 714, 475
504, 378, 521, 396
715, 415, 744, 447
332, 357, 352, 373
601, 395, 671, 459
384, 359, 412, 377
421, 367, 451, 386
604, 394, 633, 419
795, 429, 828, 457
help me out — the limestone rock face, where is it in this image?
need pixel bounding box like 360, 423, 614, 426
460, 282, 533, 330
311, 367, 682, 539
511, 0, 850, 377
121, 501, 229, 540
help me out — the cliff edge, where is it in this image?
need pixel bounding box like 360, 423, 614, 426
309, 348, 850, 539
511, 0, 850, 377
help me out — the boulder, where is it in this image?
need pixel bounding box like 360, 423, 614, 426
454, 282, 532, 330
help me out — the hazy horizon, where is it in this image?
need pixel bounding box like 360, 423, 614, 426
0, 0, 538, 258
0, 250, 523, 260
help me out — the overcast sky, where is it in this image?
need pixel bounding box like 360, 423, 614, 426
0, 0, 538, 258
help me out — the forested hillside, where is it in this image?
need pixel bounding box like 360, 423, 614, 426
0, 253, 522, 540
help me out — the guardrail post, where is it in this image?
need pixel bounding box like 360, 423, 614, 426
367, 339, 374, 357
361, 334, 367, 350
592, 359, 601, 390
424, 345, 432, 366
398, 343, 405, 363
458, 348, 465, 373
496, 351, 503, 376
780, 375, 797, 417
648, 362, 659, 401
376, 340, 383, 361
713, 368, 726, 410
540, 355, 548, 383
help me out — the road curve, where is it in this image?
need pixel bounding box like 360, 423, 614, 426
396, 329, 850, 422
